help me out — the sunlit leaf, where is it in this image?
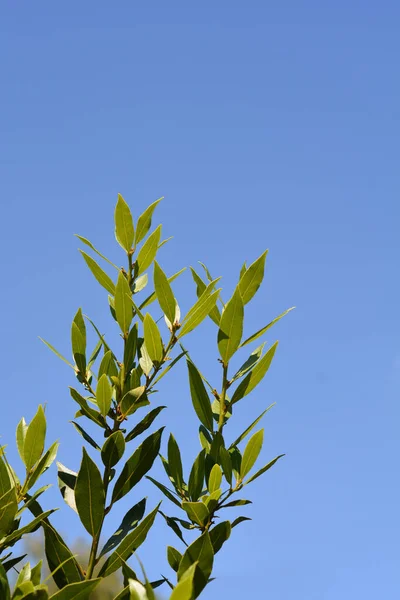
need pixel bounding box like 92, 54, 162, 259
187, 361, 214, 432
217, 287, 244, 363
238, 250, 268, 304
240, 430, 264, 480
75, 448, 105, 535
79, 251, 115, 296
231, 342, 278, 404
115, 194, 134, 252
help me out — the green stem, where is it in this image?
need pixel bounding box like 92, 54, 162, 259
218, 363, 229, 432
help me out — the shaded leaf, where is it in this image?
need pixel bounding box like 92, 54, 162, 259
125, 406, 166, 442
101, 432, 125, 469
71, 422, 100, 451
218, 446, 232, 486
187, 361, 213, 432
167, 435, 184, 493
188, 449, 205, 502
0, 487, 18, 536
231, 516, 251, 528
120, 387, 149, 419
75, 448, 105, 536
146, 477, 181, 508
231, 342, 278, 404
69, 387, 106, 428
112, 428, 164, 503
167, 546, 182, 572
223, 499, 252, 507
99, 498, 146, 557
123, 325, 138, 373
209, 521, 231, 553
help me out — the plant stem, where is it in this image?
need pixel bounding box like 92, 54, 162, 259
218, 363, 229, 432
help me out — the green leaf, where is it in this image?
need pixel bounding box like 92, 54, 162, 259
99, 498, 146, 557
26, 441, 59, 491
189, 267, 221, 326
146, 477, 181, 508
75, 448, 105, 536
167, 546, 182, 572
49, 579, 101, 600
231, 516, 251, 528
188, 449, 205, 502
167, 435, 184, 492
223, 499, 252, 507
57, 463, 77, 513
239, 261, 247, 279
135, 198, 162, 245
101, 432, 125, 469
0, 562, 10, 600
231, 344, 265, 382
187, 361, 214, 432
238, 250, 268, 305
177, 532, 214, 597
218, 446, 232, 486
38, 338, 74, 369
24, 406, 46, 470
136, 225, 162, 275
98, 504, 159, 577
79, 251, 115, 296
71, 322, 86, 373
217, 286, 244, 363
153, 261, 176, 324
0, 454, 13, 496
152, 351, 187, 386
120, 386, 149, 419
231, 404, 275, 448
2, 554, 26, 573
181, 502, 209, 527
69, 388, 106, 429
31, 560, 42, 585
123, 325, 138, 373
115, 272, 133, 334
240, 307, 295, 347
96, 374, 113, 416
98, 350, 118, 379
74, 234, 118, 269
198, 426, 212, 452
16, 418, 28, 463
73, 308, 86, 351
179, 284, 221, 338
143, 314, 163, 363
125, 406, 166, 442
133, 274, 148, 293
1, 509, 56, 547
208, 464, 222, 494
0, 487, 18, 535
170, 563, 196, 600
112, 428, 164, 503
139, 268, 186, 311
231, 341, 278, 404
115, 194, 134, 252
71, 422, 100, 451
209, 521, 231, 553
128, 580, 148, 600
244, 454, 285, 484
88, 338, 102, 368
16, 486, 50, 517
240, 430, 264, 479
229, 446, 242, 482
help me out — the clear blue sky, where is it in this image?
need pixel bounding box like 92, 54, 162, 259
1, 2, 399, 599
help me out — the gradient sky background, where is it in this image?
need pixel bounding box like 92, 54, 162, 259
1, 2, 399, 599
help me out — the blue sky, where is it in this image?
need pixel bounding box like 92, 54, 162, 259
1, 2, 399, 598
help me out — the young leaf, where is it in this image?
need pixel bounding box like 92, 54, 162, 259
139, 343, 153, 376
179, 284, 221, 338
16, 418, 28, 463
125, 406, 166, 442
96, 373, 113, 416
209, 521, 231, 553
181, 502, 210, 527
115, 272, 133, 335
231, 341, 278, 404
143, 313, 164, 363
187, 361, 214, 432
136, 224, 162, 275
98, 504, 159, 577
217, 286, 244, 363
170, 563, 197, 600
98, 350, 118, 379
24, 405, 46, 470
167, 434, 184, 492
101, 431, 126, 469
208, 464, 222, 494
188, 449, 206, 502
153, 261, 176, 324
79, 251, 116, 296
99, 497, 146, 557
135, 198, 162, 245
240, 307, 295, 347
115, 194, 134, 252
74, 234, 118, 269
240, 430, 264, 480
238, 250, 268, 304
112, 428, 164, 503
231, 404, 275, 448
244, 454, 285, 484
71, 421, 101, 451
75, 448, 105, 536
